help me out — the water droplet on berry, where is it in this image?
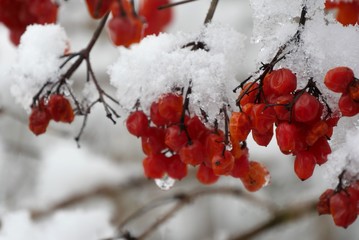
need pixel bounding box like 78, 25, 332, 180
155, 175, 175, 190
263, 172, 271, 187
226, 144, 233, 151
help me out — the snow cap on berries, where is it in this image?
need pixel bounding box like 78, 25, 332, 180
109, 22, 246, 122
10, 24, 68, 111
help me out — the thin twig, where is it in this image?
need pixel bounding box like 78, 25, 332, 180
112, 187, 276, 240
204, 0, 219, 24
30, 176, 150, 220
229, 200, 317, 240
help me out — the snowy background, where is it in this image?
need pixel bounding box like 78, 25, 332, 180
0, 0, 358, 239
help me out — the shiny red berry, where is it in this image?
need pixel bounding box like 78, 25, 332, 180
126, 111, 148, 137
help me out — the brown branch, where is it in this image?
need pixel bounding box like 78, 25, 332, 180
113, 186, 276, 240
30, 176, 149, 220
204, 0, 219, 24
229, 199, 317, 240
233, 5, 308, 108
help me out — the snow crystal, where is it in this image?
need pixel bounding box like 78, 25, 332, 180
324, 123, 359, 187
10, 24, 68, 111
109, 22, 246, 122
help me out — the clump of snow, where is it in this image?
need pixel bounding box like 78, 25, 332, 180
10, 24, 68, 112
109, 22, 246, 122
324, 123, 359, 187
0, 209, 113, 240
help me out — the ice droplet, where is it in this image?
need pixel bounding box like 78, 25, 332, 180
155, 175, 176, 190
62, 88, 71, 97
263, 172, 271, 187
226, 144, 233, 151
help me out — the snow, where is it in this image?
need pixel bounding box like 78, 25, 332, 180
0, 209, 113, 240
324, 123, 359, 187
10, 24, 68, 112
1, 0, 359, 239
109, 22, 246, 123
22, 141, 137, 209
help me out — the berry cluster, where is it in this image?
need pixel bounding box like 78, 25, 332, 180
325, 0, 359, 26
317, 178, 359, 228
126, 92, 270, 191
139, 0, 173, 36
0, 0, 58, 45
324, 67, 359, 117
85, 0, 172, 47
235, 68, 336, 180
29, 94, 74, 136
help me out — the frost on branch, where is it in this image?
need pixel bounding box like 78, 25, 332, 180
109, 23, 246, 121
10, 24, 68, 111
324, 127, 359, 187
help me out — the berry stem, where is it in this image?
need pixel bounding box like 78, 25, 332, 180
180, 80, 193, 144
233, 5, 307, 100
204, 0, 219, 24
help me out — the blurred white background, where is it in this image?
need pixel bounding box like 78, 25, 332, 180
0, 0, 358, 239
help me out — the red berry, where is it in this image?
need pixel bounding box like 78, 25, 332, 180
142, 154, 167, 179
330, 191, 358, 228
252, 128, 273, 147
139, 0, 173, 36
150, 101, 168, 126
263, 68, 297, 97
0, 0, 58, 45
294, 151, 316, 180
186, 115, 208, 140
349, 80, 359, 102
305, 120, 329, 146
196, 163, 219, 185
166, 154, 188, 180
29, 105, 51, 136
230, 139, 248, 159
179, 140, 206, 166
126, 111, 148, 137
164, 125, 188, 152
324, 67, 354, 93
240, 161, 270, 192
158, 93, 183, 123
229, 112, 251, 142
107, 16, 138, 47
293, 93, 321, 123
273, 94, 293, 121
85, 0, 112, 19
275, 122, 298, 154
250, 104, 276, 134
141, 127, 166, 155
231, 154, 250, 179
317, 189, 334, 215
204, 132, 225, 165
47, 94, 74, 123
310, 137, 331, 165
237, 82, 259, 108
211, 150, 235, 176
336, 3, 359, 26
338, 93, 359, 117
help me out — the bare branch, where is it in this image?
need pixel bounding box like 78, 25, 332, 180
113, 186, 276, 240
229, 200, 317, 240
204, 0, 219, 24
